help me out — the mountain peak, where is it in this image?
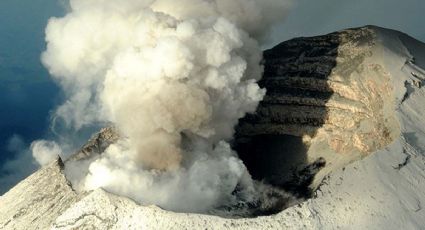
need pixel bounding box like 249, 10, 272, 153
1, 26, 425, 229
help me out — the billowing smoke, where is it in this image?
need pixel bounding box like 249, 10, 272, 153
31, 140, 62, 166
38, 0, 292, 213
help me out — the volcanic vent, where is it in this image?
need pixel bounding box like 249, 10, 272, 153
40, 0, 294, 217
63, 27, 400, 217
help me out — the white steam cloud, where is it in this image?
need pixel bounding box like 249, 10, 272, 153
31, 140, 62, 166
40, 0, 291, 213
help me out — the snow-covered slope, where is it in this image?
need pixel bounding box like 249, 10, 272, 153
0, 160, 80, 229
1, 26, 425, 229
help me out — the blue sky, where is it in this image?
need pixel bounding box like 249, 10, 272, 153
0, 0, 424, 192
0, 0, 64, 165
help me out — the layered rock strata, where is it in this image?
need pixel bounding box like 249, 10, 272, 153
235, 27, 400, 192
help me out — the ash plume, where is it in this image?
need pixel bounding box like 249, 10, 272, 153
36, 0, 292, 213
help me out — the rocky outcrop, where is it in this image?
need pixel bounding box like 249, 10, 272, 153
235, 27, 400, 192
62, 127, 120, 191
67, 127, 119, 162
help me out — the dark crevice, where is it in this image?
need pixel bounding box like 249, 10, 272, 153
393, 148, 412, 170
232, 30, 342, 217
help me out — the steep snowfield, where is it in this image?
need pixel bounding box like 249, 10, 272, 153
1, 26, 425, 229
0, 160, 79, 229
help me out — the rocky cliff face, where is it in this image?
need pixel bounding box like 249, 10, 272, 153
1, 26, 425, 229
235, 27, 400, 193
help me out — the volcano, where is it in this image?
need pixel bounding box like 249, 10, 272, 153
1, 26, 425, 229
